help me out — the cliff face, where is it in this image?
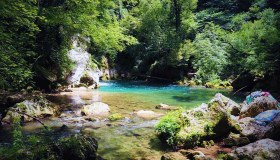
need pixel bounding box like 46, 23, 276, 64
67, 35, 102, 88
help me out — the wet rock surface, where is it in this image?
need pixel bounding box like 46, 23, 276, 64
2, 96, 59, 123
2, 89, 280, 160
136, 110, 164, 120
81, 102, 110, 117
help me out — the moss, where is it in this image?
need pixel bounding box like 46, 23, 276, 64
217, 153, 229, 160
156, 96, 236, 148
193, 111, 204, 118
108, 113, 123, 121
155, 110, 185, 146
16, 102, 27, 110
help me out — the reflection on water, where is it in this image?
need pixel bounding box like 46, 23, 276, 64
0, 81, 244, 159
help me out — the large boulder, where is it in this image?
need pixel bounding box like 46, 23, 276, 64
2, 96, 59, 123
240, 91, 279, 118
156, 94, 240, 148
210, 93, 241, 116
238, 113, 280, 141
81, 102, 110, 117
230, 139, 280, 160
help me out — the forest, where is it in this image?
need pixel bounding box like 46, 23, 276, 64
1, 0, 279, 91
0, 0, 280, 160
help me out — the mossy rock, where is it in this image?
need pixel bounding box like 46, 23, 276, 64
108, 113, 123, 121
156, 94, 240, 148
2, 96, 59, 123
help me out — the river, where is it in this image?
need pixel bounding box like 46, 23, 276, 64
0, 81, 242, 159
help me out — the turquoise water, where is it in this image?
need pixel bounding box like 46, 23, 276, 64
0, 81, 244, 160
99, 81, 242, 109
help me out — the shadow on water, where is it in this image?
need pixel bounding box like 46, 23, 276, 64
148, 137, 170, 152
172, 88, 244, 105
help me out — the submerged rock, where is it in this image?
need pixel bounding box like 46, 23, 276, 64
136, 110, 163, 120
108, 113, 123, 121
230, 139, 280, 160
2, 96, 59, 123
155, 103, 179, 111
81, 102, 110, 117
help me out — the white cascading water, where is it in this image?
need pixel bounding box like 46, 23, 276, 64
67, 35, 102, 87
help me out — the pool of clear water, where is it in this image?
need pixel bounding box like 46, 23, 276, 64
0, 81, 244, 160
98, 81, 242, 109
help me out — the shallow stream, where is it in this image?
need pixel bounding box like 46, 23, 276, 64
1, 81, 242, 159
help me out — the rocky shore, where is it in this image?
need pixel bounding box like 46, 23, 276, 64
157, 91, 280, 160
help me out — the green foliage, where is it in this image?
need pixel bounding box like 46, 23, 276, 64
228, 9, 280, 77
205, 79, 232, 89
0, 117, 52, 160
155, 110, 186, 145
0, 125, 97, 160
0, 0, 40, 90
119, 0, 197, 74
1, 0, 280, 91
0, 0, 137, 91
11, 117, 23, 149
